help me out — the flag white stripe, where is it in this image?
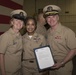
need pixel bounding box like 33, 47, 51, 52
0, 6, 13, 16
11, 0, 24, 6
0, 24, 10, 32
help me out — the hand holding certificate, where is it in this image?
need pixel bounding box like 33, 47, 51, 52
34, 45, 55, 72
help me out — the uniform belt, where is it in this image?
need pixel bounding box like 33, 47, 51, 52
23, 59, 34, 63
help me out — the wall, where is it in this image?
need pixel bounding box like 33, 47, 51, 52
57, 0, 76, 33
23, 0, 57, 16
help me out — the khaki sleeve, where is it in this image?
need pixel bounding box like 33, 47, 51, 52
0, 33, 9, 54
66, 29, 76, 50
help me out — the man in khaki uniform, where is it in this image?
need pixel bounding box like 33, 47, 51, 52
35, 12, 47, 38
0, 9, 27, 75
43, 5, 76, 75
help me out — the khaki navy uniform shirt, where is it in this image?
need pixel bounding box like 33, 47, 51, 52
22, 33, 46, 75
0, 28, 22, 75
47, 23, 76, 61
23, 32, 46, 60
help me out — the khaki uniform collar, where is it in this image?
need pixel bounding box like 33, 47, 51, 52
25, 32, 38, 39
54, 22, 62, 33
49, 22, 62, 34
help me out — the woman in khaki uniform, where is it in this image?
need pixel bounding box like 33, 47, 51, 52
0, 9, 27, 75
43, 5, 76, 75
22, 17, 47, 75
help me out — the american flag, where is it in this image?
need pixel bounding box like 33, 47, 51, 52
0, 0, 24, 35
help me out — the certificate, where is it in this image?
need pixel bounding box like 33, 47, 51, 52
34, 45, 54, 72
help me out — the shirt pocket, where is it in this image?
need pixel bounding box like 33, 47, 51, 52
7, 41, 18, 54
54, 36, 66, 46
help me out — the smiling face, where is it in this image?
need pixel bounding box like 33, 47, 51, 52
11, 18, 24, 31
25, 19, 37, 35
46, 15, 59, 28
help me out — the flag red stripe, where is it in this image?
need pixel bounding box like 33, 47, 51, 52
0, 15, 11, 24
0, 0, 23, 9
